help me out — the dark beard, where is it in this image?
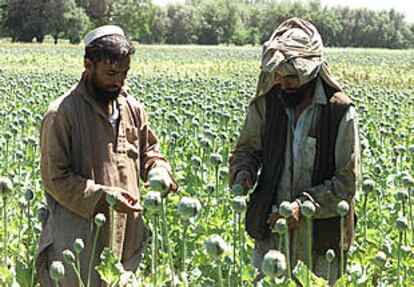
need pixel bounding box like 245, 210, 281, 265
91, 72, 120, 102
279, 79, 317, 108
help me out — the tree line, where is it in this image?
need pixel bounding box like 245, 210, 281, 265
1, 0, 413, 48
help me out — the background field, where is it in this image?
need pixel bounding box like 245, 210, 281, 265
0, 44, 413, 286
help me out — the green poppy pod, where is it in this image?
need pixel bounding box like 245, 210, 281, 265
395, 189, 409, 202
395, 216, 408, 232
337, 200, 350, 217
300, 201, 316, 218
24, 189, 34, 201
0, 176, 13, 196
279, 201, 293, 218
261, 250, 287, 278
210, 153, 223, 166
204, 235, 227, 258
49, 261, 65, 281
177, 197, 201, 220
231, 184, 244, 196
143, 191, 162, 213
325, 249, 336, 263
402, 175, 414, 188
231, 196, 247, 213
73, 238, 85, 254
362, 179, 375, 194
374, 251, 386, 268
274, 218, 286, 235
105, 191, 117, 207
62, 249, 76, 265
94, 213, 106, 227
37, 206, 48, 222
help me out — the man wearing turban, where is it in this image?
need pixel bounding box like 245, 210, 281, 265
230, 18, 360, 284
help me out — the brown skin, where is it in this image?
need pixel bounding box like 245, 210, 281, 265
84, 56, 142, 214
267, 201, 300, 230
110, 187, 143, 213
232, 170, 253, 193
84, 56, 131, 116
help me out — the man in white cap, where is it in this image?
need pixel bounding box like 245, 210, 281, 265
37, 25, 177, 286
230, 18, 360, 285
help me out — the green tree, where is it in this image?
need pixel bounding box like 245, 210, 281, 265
0, 0, 6, 37
64, 4, 91, 43
305, 2, 342, 47
46, 0, 90, 44
76, 0, 108, 19
197, 0, 241, 45
166, 4, 200, 44
108, 0, 165, 43
4, 0, 48, 42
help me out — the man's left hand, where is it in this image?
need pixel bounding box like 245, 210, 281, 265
267, 201, 301, 230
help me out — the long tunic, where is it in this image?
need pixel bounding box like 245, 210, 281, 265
230, 78, 360, 284
36, 74, 172, 286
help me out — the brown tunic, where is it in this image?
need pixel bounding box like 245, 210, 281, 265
36, 74, 173, 286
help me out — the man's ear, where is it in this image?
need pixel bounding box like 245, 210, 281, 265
84, 58, 93, 73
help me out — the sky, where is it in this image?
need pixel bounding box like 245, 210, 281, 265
151, 0, 414, 23
319, 0, 414, 23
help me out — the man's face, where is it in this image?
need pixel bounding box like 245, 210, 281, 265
274, 73, 301, 91
275, 73, 313, 108
87, 56, 131, 102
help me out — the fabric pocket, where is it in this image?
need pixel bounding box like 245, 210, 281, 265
125, 125, 140, 160
126, 125, 139, 144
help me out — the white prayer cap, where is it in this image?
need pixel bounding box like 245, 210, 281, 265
84, 25, 125, 46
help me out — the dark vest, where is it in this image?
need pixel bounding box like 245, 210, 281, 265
245, 82, 356, 254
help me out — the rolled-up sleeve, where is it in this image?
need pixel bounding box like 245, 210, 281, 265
229, 98, 265, 185
299, 106, 361, 218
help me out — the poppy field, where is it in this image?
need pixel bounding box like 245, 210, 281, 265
0, 44, 413, 286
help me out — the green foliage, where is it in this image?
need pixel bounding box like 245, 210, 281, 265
4, 0, 48, 42
4, 0, 89, 43
0, 0, 414, 49
1, 0, 413, 48
166, 4, 201, 44
15, 261, 32, 287
108, 0, 165, 44
0, 266, 13, 286
197, 0, 241, 45
0, 44, 413, 285
45, 0, 90, 44
96, 248, 123, 284
293, 261, 329, 286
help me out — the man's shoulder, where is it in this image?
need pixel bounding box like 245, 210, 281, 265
44, 84, 80, 117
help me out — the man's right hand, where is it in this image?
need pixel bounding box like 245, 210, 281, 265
106, 187, 143, 214
232, 170, 253, 193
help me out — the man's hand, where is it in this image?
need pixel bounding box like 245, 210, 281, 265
232, 170, 253, 193
148, 166, 177, 195
108, 187, 143, 214
267, 201, 301, 230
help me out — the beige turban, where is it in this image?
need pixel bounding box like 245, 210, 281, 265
254, 18, 342, 100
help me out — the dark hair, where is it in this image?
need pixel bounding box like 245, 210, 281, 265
84, 34, 135, 63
